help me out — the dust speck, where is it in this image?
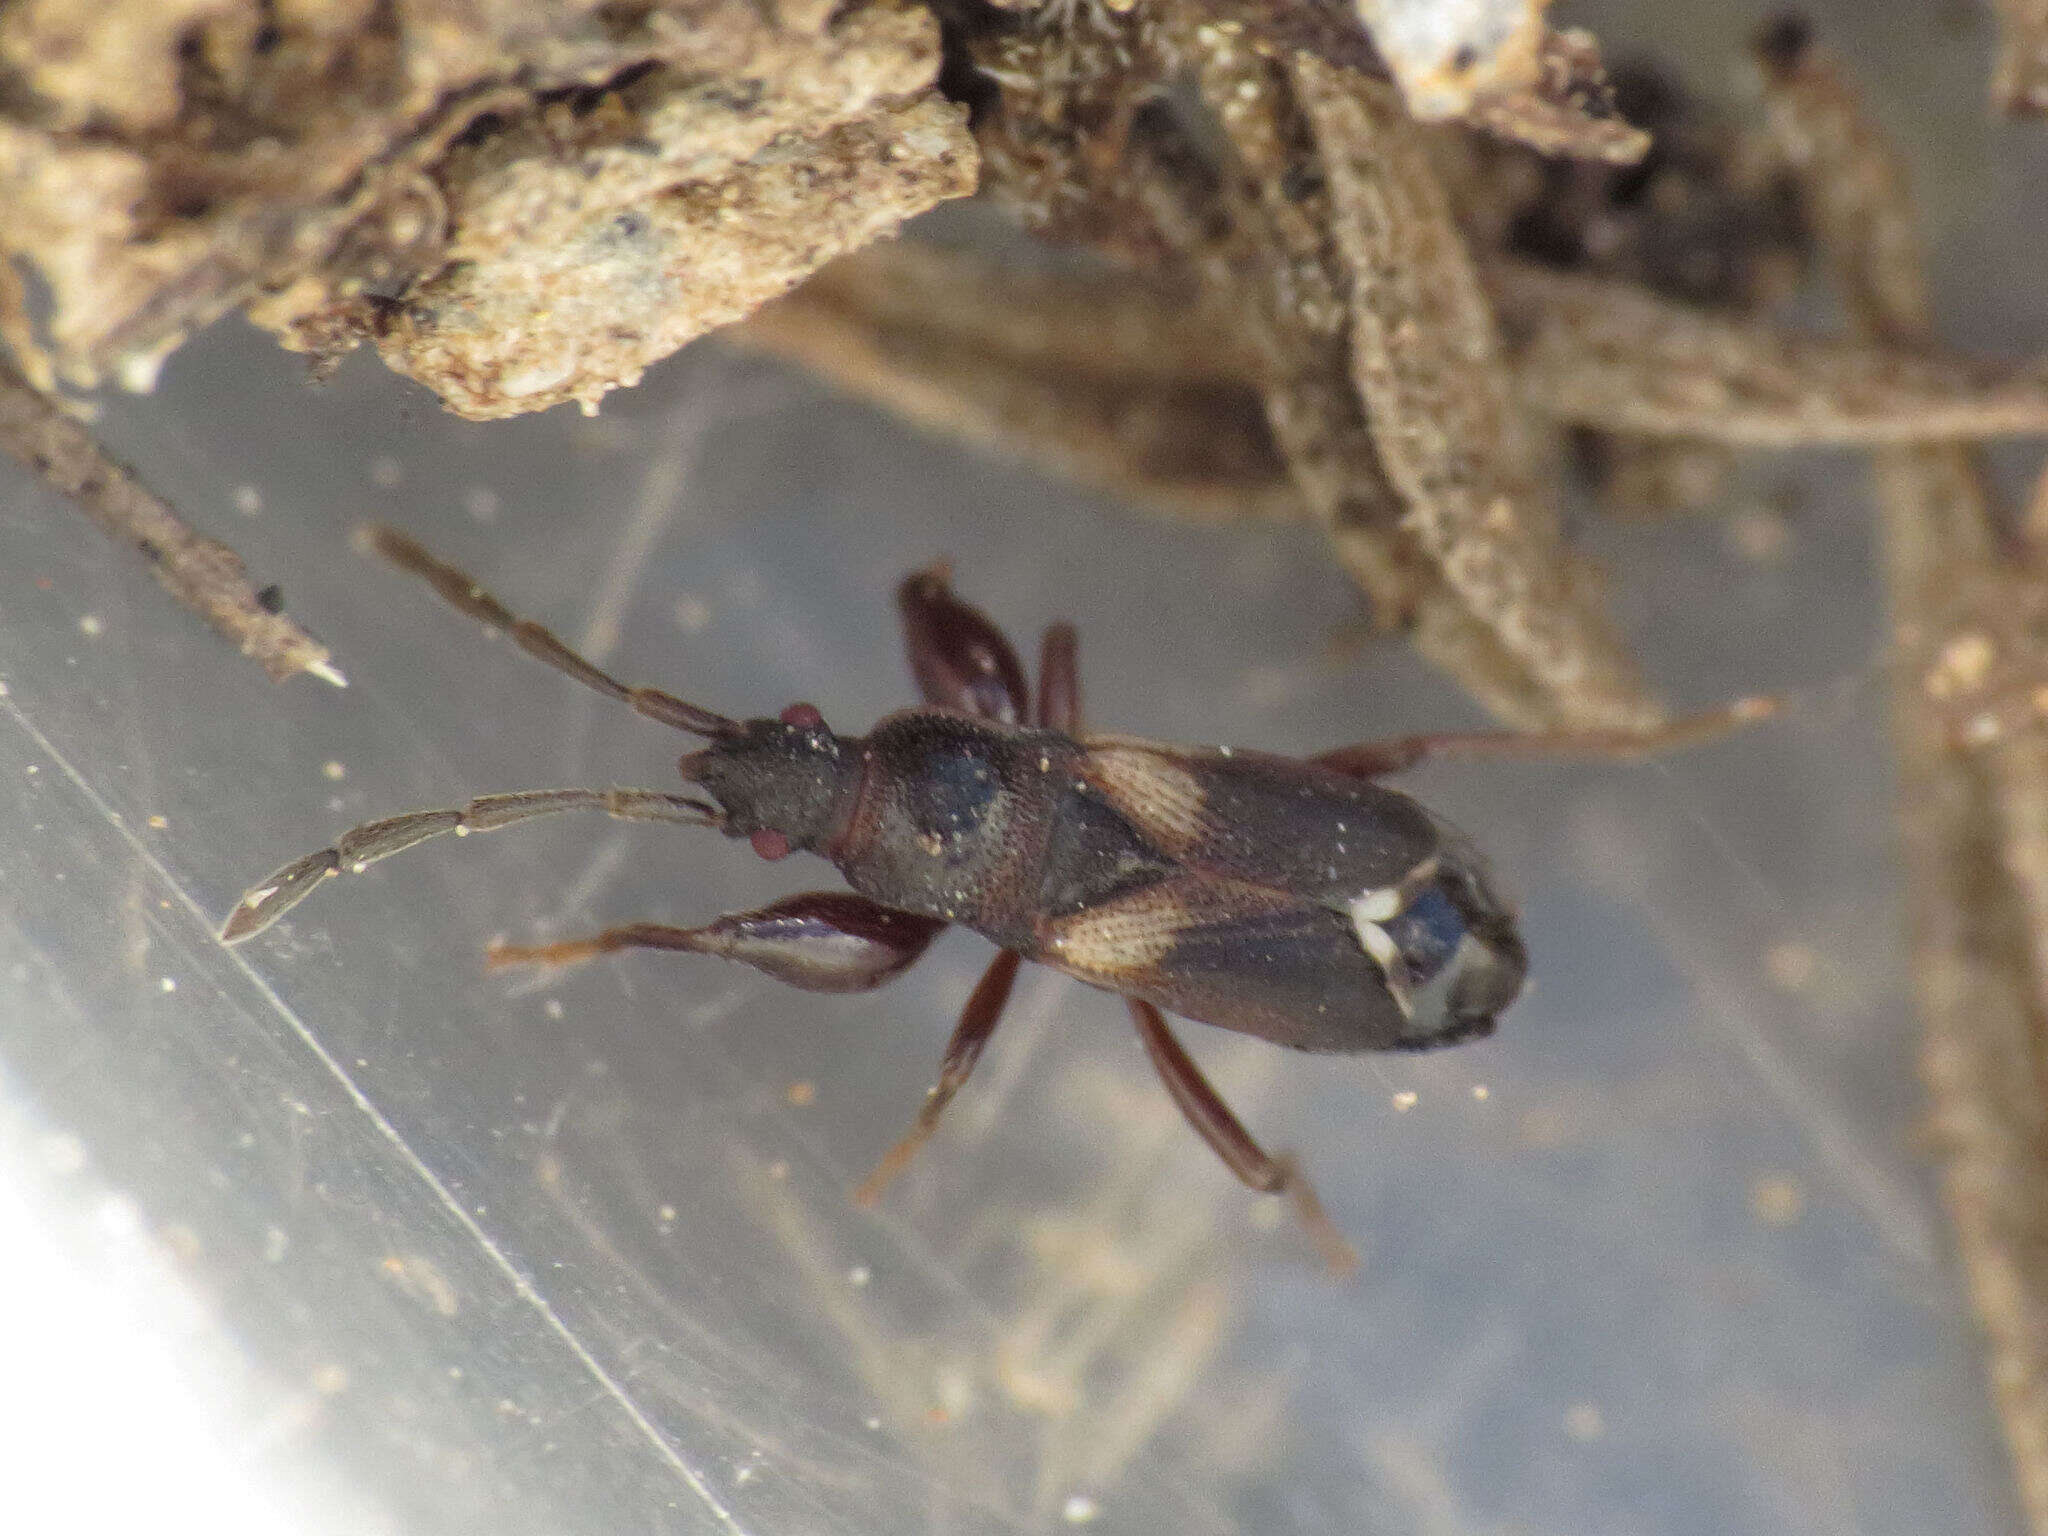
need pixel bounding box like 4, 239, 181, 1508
1765, 941, 1817, 994
1751, 1173, 1805, 1227
39, 1133, 84, 1174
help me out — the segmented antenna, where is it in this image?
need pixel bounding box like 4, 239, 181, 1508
220, 787, 719, 944
359, 525, 739, 738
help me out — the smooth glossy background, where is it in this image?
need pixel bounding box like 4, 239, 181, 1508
1, 2, 2041, 1531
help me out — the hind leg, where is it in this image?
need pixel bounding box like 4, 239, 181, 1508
1127, 999, 1358, 1275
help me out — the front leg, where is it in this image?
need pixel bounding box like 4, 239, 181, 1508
488, 891, 945, 994
897, 565, 1031, 723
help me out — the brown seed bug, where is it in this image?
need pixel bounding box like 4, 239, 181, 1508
223, 528, 1772, 1270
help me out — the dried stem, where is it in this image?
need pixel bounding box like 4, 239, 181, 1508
1286, 52, 1657, 730
0, 358, 342, 686
1760, 30, 2048, 1534
736, 244, 1298, 524
1150, 24, 1580, 726
1493, 260, 2048, 447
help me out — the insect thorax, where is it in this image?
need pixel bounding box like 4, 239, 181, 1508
834, 711, 1075, 932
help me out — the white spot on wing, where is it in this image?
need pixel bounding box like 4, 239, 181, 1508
1351, 885, 1403, 923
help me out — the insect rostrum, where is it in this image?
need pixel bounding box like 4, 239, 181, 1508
223, 527, 1530, 1269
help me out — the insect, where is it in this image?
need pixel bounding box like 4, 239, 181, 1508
223, 529, 1734, 1270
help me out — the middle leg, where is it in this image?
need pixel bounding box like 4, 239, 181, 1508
855, 947, 1023, 1207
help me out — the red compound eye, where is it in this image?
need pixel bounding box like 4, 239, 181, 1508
779, 702, 824, 730
749, 828, 792, 861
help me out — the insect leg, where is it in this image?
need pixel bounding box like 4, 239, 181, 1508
361, 525, 737, 738
488, 892, 946, 994
220, 788, 719, 944
1126, 999, 1360, 1275
854, 948, 1023, 1207
1312, 694, 1780, 778
896, 564, 1031, 723
1036, 621, 1082, 732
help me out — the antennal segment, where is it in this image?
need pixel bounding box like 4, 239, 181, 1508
220, 787, 720, 944
359, 525, 738, 738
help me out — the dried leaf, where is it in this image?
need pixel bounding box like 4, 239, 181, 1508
1288, 52, 1657, 730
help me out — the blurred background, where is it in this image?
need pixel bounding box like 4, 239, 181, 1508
0, 1, 2042, 1532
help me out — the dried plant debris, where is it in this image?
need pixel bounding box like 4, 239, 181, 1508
1351, 0, 1637, 159
14, 0, 2048, 745
1756, 23, 2048, 1535
1457, 25, 1648, 164
1444, 50, 1810, 515
0, 356, 341, 686
0, 0, 975, 414
1287, 50, 1651, 726
958, 1, 1669, 729
1490, 260, 2048, 448
741, 2, 2048, 728
738, 241, 1298, 524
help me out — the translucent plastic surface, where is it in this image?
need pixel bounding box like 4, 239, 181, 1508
0, 3, 2039, 1532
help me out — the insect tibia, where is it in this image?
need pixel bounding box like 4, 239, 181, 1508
219, 848, 342, 943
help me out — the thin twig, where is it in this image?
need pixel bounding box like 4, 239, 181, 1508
1493, 260, 2048, 446
1288, 52, 1658, 731
0, 357, 344, 686
735, 246, 1299, 524
1759, 30, 2048, 1535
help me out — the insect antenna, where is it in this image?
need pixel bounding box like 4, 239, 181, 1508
219, 787, 720, 944
359, 525, 739, 738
